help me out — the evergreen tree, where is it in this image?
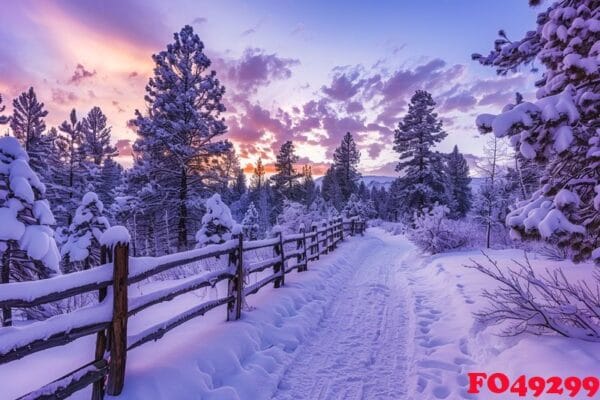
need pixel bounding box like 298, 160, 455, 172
0, 94, 9, 125
357, 181, 369, 202
271, 140, 302, 201
333, 132, 361, 202
300, 165, 316, 206
133, 25, 231, 251
55, 109, 87, 227
242, 202, 259, 240
81, 106, 116, 166
231, 168, 247, 202
61, 192, 110, 273
392, 90, 449, 219
251, 157, 266, 191
0, 137, 60, 318
195, 194, 234, 247
445, 145, 472, 218
474, 0, 600, 263
321, 165, 343, 209
98, 156, 123, 211
10, 87, 52, 177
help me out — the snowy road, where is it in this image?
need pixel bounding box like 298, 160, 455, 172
273, 231, 414, 400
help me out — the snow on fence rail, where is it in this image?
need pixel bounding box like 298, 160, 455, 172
0, 217, 366, 400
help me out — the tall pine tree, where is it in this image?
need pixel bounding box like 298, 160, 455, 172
392, 90, 449, 219
333, 132, 361, 202
81, 106, 116, 166
445, 145, 472, 219
271, 141, 302, 201
132, 25, 231, 251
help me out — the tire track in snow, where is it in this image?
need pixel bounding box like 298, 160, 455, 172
272, 233, 412, 400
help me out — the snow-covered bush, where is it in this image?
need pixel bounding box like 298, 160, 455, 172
276, 200, 308, 235
196, 194, 234, 247
468, 253, 600, 342
409, 205, 472, 254
0, 136, 60, 281
61, 192, 110, 272
242, 202, 259, 241
474, 0, 600, 263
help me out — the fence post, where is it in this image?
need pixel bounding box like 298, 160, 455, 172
1, 243, 11, 327
360, 219, 365, 236
92, 246, 110, 400
227, 234, 244, 321
296, 225, 305, 272
321, 221, 328, 255
351, 219, 356, 236
273, 231, 285, 288
311, 223, 319, 261
302, 230, 308, 271
106, 242, 129, 396
339, 217, 344, 243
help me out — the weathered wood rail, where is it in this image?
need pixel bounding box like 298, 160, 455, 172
0, 217, 366, 399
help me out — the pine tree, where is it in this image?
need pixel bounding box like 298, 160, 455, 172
392, 90, 449, 219
81, 106, 116, 166
10, 87, 52, 178
357, 181, 369, 202
0, 94, 9, 126
474, 0, 600, 263
300, 165, 316, 206
446, 145, 472, 219
242, 202, 259, 240
1, 137, 60, 323
195, 194, 234, 247
61, 192, 110, 273
98, 156, 123, 211
133, 25, 231, 251
333, 132, 361, 202
231, 168, 247, 201
271, 140, 302, 201
251, 157, 266, 191
321, 165, 343, 209
55, 109, 88, 227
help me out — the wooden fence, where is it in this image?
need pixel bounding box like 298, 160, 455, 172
0, 217, 366, 399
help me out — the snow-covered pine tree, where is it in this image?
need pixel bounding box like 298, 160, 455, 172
196, 193, 234, 247
81, 106, 117, 166
0, 137, 60, 316
231, 168, 247, 202
474, 0, 600, 263
277, 200, 308, 235
271, 140, 302, 202
242, 202, 259, 240
333, 132, 361, 202
55, 109, 88, 227
321, 165, 343, 209
98, 156, 123, 213
10, 87, 52, 179
61, 192, 110, 273
300, 165, 316, 206
392, 90, 449, 219
343, 193, 363, 219
357, 180, 369, 202
445, 145, 472, 219
251, 157, 266, 191
133, 25, 231, 251
0, 94, 9, 125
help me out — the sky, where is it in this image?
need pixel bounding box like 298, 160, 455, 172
0, 0, 541, 176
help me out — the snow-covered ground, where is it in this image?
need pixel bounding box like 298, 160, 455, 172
2, 228, 599, 399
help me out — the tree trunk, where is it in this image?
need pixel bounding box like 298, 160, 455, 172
178, 167, 188, 251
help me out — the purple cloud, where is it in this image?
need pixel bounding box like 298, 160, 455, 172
225, 48, 300, 93
440, 91, 477, 112
69, 64, 96, 85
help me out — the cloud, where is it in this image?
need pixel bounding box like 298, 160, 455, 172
440, 91, 477, 112
224, 48, 300, 93
115, 139, 133, 156
51, 88, 78, 105
192, 17, 207, 25
69, 63, 96, 84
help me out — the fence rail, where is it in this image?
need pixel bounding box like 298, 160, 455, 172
0, 217, 366, 400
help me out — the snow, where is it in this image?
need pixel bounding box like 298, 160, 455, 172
0, 206, 25, 240
2, 229, 599, 399
100, 225, 131, 248
196, 194, 235, 247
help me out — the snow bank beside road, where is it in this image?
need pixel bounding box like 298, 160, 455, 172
409, 247, 600, 400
